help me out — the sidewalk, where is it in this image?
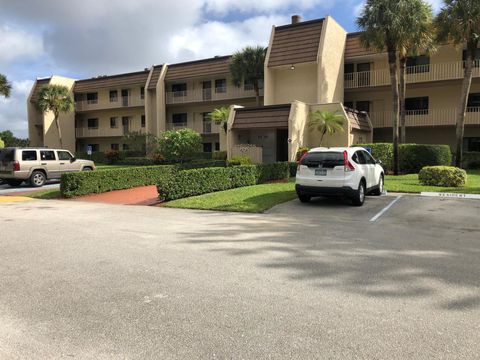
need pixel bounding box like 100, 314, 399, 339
69, 185, 159, 206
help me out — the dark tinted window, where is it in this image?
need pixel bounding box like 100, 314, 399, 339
0, 149, 14, 162
40, 150, 56, 161
215, 79, 226, 93
172, 83, 186, 93
406, 97, 429, 112
111, 143, 119, 151
172, 113, 187, 124
301, 152, 344, 168
141, 115, 146, 127
362, 151, 376, 165
352, 151, 366, 164
344, 63, 354, 74
88, 118, 98, 128
109, 90, 118, 102
22, 150, 37, 161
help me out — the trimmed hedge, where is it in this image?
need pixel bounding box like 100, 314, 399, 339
116, 157, 156, 166
419, 166, 467, 187
177, 159, 226, 170
289, 162, 297, 177
357, 143, 452, 173
212, 151, 227, 160
463, 152, 480, 169
157, 166, 258, 201
256, 162, 290, 183
61, 165, 176, 198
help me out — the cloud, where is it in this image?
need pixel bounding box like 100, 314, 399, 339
203, 0, 332, 14
0, 25, 44, 64
0, 80, 34, 136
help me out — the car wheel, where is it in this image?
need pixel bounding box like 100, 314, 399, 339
298, 194, 311, 203
82, 167, 92, 171
30, 171, 46, 187
6, 179, 23, 187
352, 180, 366, 206
372, 175, 384, 196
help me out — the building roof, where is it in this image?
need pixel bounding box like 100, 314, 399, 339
74, 70, 150, 93
268, 19, 324, 67
165, 56, 232, 82
345, 32, 383, 59
147, 65, 163, 90
345, 108, 371, 131
29, 78, 51, 103
232, 104, 291, 129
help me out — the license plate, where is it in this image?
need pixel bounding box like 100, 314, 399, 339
315, 168, 327, 176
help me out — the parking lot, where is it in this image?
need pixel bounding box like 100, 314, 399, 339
0, 195, 479, 359
0, 180, 59, 195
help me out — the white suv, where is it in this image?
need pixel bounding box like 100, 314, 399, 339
295, 147, 384, 206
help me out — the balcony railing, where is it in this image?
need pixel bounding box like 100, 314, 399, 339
76, 96, 145, 111
369, 107, 480, 128
75, 127, 145, 138
166, 87, 263, 105
345, 60, 480, 89
166, 121, 220, 134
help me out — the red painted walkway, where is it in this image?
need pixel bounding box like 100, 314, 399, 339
70, 185, 160, 206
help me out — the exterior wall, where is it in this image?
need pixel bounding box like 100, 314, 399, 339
155, 64, 168, 137
27, 80, 44, 147
76, 136, 136, 153
306, 103, 350, 148
263, 26, 276, 105
288, 101, 309, 161
268, 63, 318, 104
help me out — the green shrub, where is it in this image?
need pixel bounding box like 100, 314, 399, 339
212, 151, 227, 160
357, 143, 451, 173
256, 162, 290, 183
157, 166, 258, 201
61, 165, 177, 198
296, 147, 309, 161
289, 162, 297, 177
116, 157, 156, 166
75, 151, 106, 163
158, 128, 202, 162
104, 150, 122, 164
0, 138, 4, 149
418, 166, 467, 187
177, 159, 226, 170
228, 156, 252, 166
463, 152, 480, 169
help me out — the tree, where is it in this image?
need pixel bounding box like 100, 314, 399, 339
209, 107, 230, 132
436, 0, 480, 167
308, 110, 345, 146
0, 74, 12, 98
158, 128, 202, 162
36, 84, 74, 148
0, 130, 29, 147
357, 0, 406, 175
0, 138, 4, 149
398, 0, 435, 144
229, 46, 266, 106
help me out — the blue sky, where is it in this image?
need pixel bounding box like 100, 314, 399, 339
0, 0, 441, 137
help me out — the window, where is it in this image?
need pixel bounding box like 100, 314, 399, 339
464, 137, 480, 152
462, 49, 480, 68
57, 151, 72, 161
344, 63, 355, 74
86, 92, 98, 104
344, 101, 354, 109
352, 151, 366, 165
110, 117, 117, 128
88, 118, 99, 129
122, 144, 129, 151
172, 83, 186, 97
405, 97, 429, 114
111, 144, 119, 151
40, 150, 56, 161
215, 142, 220, 151
109, 90, 118, 102
467, 93, 480, 111
140, 87, 145, 99
22, 150, 37, 161
88, 144, 99, 152
362, 151, 376, 165
356, 101, 370, 113
406, 55, 430, 73
215, 79, 226, 93
301, 152, 344, 168
141, 115, 146, 128
202, 112, 211, 134
244, 79, 264, 91
172, 113, 187, 126
203, 143, 212, 153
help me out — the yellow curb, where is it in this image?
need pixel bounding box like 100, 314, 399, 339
0, 196, 33, 203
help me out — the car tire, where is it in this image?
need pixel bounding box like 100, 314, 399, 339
298, 194, 311, 203
371, 175, 384, 196
82, 167, 92, 171
352, 180, 366, 206
6, 179, 23, 187
30, 171, 46, 187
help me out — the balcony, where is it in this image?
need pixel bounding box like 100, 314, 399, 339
369, 107, 480, 128
166, 121, 220, 134
75, 96, 145, 111
345, 60, 480, 89
165, 87, 263, 105
75, 127, 146, 138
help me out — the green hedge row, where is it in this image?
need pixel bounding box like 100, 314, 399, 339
419, 166, 467, 187
256, 162, 290, 183
358, 143, 452, 173
463, 152, 480, 169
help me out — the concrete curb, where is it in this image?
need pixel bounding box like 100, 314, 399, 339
421, 192, 480, 200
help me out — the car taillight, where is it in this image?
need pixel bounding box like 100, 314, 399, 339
13, 161, 20, 172
343, 151, 355, 172
297, 152, 308, 172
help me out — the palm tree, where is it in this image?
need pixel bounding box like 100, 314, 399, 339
229, 46, 266, 106
398, 0, 435, 144
357, 0, 405, 175
36, 84, 74, 148
308, 110, 345, 146
0, 74, 12, 98
436, 0, 480, 167
209, 106, 230, 132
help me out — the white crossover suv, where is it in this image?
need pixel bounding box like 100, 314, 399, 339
295, 147, 384, 206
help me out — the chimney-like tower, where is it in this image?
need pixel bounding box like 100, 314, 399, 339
291, 15, 302, 24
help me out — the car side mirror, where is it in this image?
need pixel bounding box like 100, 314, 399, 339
70, 157, 76, 163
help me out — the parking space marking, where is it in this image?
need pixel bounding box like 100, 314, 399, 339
369, 195, 403, 222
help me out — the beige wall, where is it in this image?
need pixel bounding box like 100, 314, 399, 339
155, 65, 168, 136
288, 101, 309, 161
27, 80, 44, 147
268, 63, 318, 104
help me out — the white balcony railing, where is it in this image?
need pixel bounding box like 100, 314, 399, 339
166, 121, 220, 134
166, 87, 263, 105
75, 127, 146, 138
345, 60, 480, 89
75, 96, 145, 111
369, 107, 480, 128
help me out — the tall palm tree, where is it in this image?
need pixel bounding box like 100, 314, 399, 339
398, 0, 435, 144
0, 74, 12, 98
436, 0, 480, 167
209, 106, 230, 132
36, 84, 74, 148
357, 0, 405, 175
229, 46, 266, 106
308, 110, 345, 146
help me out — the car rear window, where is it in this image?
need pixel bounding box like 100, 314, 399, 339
0, 149, 14, 163
301, 152, 344, 168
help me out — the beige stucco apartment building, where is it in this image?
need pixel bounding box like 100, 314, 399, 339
28, 15, 480, 163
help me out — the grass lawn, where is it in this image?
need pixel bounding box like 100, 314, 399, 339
25, 189, 62, 199
165, 181, 297, 213
385, 170, 480, 194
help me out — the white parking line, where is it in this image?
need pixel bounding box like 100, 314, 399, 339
369, 195, 403, 222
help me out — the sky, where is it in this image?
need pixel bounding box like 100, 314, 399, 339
0, 0, 443, 138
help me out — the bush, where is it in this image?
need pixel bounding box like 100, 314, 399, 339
289, 162, 297, 177
256, 162, 290, 183
463, 152, 480, 169
61, 165, 177, 198
158, 128, 202, 162
157, 166, 258, 201
104, 150, 122, 164
116, 157, 156, 166
227, 156, 252, 166
0, 138, 4, 149
177, 159, 226, 170
151, 152, 165, 165
296, 147, 309, 161
418, 166, 467, 187
75, 151, 106, 163
212, 151, 227, 160
357, 143, 451, 173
